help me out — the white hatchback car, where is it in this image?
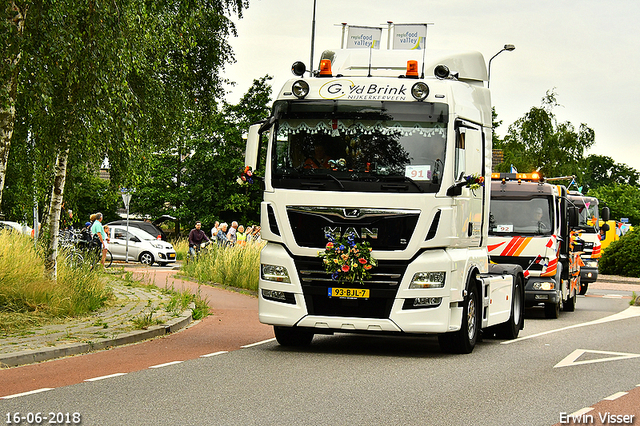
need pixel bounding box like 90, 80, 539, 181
107, 225, 176, 266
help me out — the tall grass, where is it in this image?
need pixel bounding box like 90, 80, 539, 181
0, 231, 113, 334
180, 242, 263, 292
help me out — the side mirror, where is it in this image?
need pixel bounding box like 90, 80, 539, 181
601, 206, 610, 222
568, 205, 580, 228
244, 123, 262, 170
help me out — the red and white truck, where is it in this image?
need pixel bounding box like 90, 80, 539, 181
488, 173, 581, 318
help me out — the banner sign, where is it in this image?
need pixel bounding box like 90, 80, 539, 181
392, 24, 427, 50
346, 25, 382, 49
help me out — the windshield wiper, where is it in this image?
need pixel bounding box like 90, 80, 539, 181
378, 175, 424, 193
300, 172, 345, 190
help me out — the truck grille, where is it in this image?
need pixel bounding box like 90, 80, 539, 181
293, 257, 406, 319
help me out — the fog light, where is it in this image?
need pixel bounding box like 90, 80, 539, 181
587, 272, 593, 278
535, 294, 549, 300
409, 271, 445, 288
413, 297, 442, 307
261, 264, 291, 283
262, 289, 287, 301
292, 80, 310, 99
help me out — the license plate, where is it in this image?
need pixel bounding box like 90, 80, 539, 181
328, 288, 370, 299
169, 253, 176, 259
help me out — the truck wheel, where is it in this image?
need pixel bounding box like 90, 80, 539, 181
274, 326, 314, 347
578, 282, 589, 295
438, 284, 479, 354
544, 301, 560, 319
495, 274, 524, 339
563, 293, 576, 312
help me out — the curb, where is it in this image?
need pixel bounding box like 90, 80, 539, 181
0, 309, 193, 368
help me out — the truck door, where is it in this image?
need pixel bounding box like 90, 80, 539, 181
455, 120, 484, 246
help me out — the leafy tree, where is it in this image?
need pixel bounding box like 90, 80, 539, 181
589, 183, 640, 225
495, 89, 595, 179
578, 154, 640, 194
4, 0, 248, 277
0, 2, 28, 211
132, 75, 273, 235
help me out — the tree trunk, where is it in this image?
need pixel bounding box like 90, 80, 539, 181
44, 143, 70, 280
0, 2, 27, 211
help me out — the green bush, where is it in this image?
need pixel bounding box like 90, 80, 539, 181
599, 228, 640, 277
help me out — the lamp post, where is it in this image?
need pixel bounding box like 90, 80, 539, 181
487, 44, 515, 88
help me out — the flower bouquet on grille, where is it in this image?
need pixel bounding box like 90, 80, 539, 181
318, 234, 378, 285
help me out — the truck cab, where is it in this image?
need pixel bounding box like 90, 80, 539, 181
488, 173, 580, 318
567, 191, 610, 294
245, 47, 524, 353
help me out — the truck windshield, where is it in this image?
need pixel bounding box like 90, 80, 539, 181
571, 197, 600, 233
270, 100, 448, 193
489, 198, 554, 236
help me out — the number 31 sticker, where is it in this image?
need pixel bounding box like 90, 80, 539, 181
405, 165, 431, 181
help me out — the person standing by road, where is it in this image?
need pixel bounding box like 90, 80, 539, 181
227, 221, 238, 245
188, 221, 210, 257
90, 212, 108, 268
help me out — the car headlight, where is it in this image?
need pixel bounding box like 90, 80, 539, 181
261, 264, 291, 283
585, 260, 598, 268
409, 272, 446, 289
532, 281, 555, 291
151, 243, 163, 249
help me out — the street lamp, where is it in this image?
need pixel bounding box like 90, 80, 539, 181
487, 44, 515, 88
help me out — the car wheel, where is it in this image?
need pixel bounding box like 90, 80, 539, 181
139, 251, 154, 265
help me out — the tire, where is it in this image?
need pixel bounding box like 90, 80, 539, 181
105, 250, 113, 268
273, 326, 314, 347
439, 282, 479, 354
139, 251, 154, 266
563, 293, 576, 312
578, 282, 589, 295
544, 301, 560, 319
495, 274, 524, 339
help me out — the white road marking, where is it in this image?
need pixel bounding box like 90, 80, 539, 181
200, 351, 229, 358
1, 388, 54, 399
603, 294, 624, 299
503, 306, 640, 344
569, 407, 594, 417
149, 361, 183, 369
604, 391, 628, 401
85, 373, 127, 382
241, 338, 276, 348
554, 349, 640, 368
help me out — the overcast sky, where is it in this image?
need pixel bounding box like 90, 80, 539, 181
223, 0, 640, 172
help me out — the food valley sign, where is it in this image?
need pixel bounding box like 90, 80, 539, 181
319, 79, 409, 101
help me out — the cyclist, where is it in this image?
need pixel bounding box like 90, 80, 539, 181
188, 221, 210, 258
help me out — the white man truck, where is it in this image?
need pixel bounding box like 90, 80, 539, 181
488, 173, 582, 318
567, 191, 610, 295
244, 46, 524, 353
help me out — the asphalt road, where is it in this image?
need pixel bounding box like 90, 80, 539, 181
1, 280, 638, 426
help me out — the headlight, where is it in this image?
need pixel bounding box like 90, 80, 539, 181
409, 271, 445, 289
292, 80, 310, 99
532, 281, 555, 291
151, 243, 163, 249
261, 264, 291, 283
585, 260, 598, 268
411, 82, 429, 101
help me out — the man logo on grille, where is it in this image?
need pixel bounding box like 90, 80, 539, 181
343, 209, 360, 218
324, 226, 378, 240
